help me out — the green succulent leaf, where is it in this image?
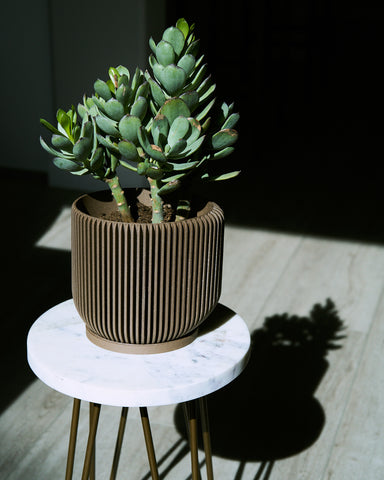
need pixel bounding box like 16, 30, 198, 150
196, 75, 212, 95
80, 119, 93, 139
116, 65, 130, 79
108, 67, 120, 88
90, 147, 104, 170
160, 98, 190, 126
162, 26, 185, 56
156, 40, 176, 66
149, 37, 157, 55
131, 67, 143, 96
116, 83, 132, 107
119, 115, 141, 143
202, 171, 240, 182
118, 140, 139, 161
185, 39, 200, 57
221, 112, 240, 130
176, 18, 189, 39
73, 125, 81, 143
167, 138, 188, 156
57, 109, 72, 138
95, 116, 119, 136
137, 161, 148, 175
73, 136, 92, 161
111, 154, 119, 173
53, 157, 82, 172
94, 79, 112, 101
220, 102, 234, 121
91, 96, 107, 114
196, 98, 215, 122
40, 118, 61, 136
167, 116, 190, 147
96, 134, 120, 155
117, 73, 129, 87
146, 165, 164, 180
152, 62, 165, 85
152, 114, 169, 147
169, 160, 199, 171
177, 54, 195, 76
147, 76, 166, 107
72, 168, 90, 176
211, 128, 238, 150
187, 63, 208, 91
106, 79, 116, 95
198, 83, 216, 103
135, 81, 150, 102
187, 118, 202, 143
137, 126, 166, 162
158, 64, 186, 96
177, 135, 205, 158
40, 136, 73, 159
158, 178, 181, 195
104, 99, 125, 121
211, 146, 235, 159
131, 96, 148, 121
180, 91, 199, 112
51, 134, 73, 151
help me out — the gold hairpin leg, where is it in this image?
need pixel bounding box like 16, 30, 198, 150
110, 407, 129, 480
186, 400, 201, 480
140, 407, 159, 480
81, 403, 101, 480
65, 398, 81, 480
199, 397, 214, 480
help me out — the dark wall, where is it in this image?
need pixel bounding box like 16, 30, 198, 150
166, 2, 384, 179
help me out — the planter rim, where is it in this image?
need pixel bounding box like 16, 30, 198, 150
72, 191, 222, 227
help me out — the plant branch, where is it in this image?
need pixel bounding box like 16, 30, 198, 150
105, 176, 134, 222
148, 177, 164, 223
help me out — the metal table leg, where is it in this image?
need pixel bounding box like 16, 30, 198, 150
81, 403, 101, 480
110, 407, 129, 480
199, 397, 214, 480
186, 400, 201, 480
140, 407, 159, 480
65, 398, 81, 480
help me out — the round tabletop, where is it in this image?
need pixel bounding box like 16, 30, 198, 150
27, 299, 251, 407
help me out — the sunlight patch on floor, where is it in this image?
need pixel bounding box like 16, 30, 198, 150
35, 206, 72, 251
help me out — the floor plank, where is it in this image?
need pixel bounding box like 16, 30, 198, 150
322, 288, 384, 479
221, 226, 303, 323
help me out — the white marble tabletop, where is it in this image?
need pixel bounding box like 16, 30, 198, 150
27, 299, 251, 407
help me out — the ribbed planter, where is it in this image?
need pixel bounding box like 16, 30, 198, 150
71, 191, 224, 354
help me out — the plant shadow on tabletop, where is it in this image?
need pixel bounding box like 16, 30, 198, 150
174, 299, 346, 469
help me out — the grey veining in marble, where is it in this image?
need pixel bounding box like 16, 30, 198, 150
27, 300, 251, 407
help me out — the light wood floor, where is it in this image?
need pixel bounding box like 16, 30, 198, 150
1, 212, 384, 479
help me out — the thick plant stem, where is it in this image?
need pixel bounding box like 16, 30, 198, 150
148, 177, 164, 224
105, 176, 134, 223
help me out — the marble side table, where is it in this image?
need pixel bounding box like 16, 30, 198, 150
27, 299, 250, 480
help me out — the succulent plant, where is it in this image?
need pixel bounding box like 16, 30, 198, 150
40, 18, 240, 223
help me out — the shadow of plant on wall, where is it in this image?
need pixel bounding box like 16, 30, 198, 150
174, 298, 346, 478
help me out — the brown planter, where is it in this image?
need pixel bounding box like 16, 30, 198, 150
71, 191, 224, 354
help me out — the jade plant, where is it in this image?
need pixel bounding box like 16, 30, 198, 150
40, 18, 240, 223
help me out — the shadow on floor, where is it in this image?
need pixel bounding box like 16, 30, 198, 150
173, 299, 346, 476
